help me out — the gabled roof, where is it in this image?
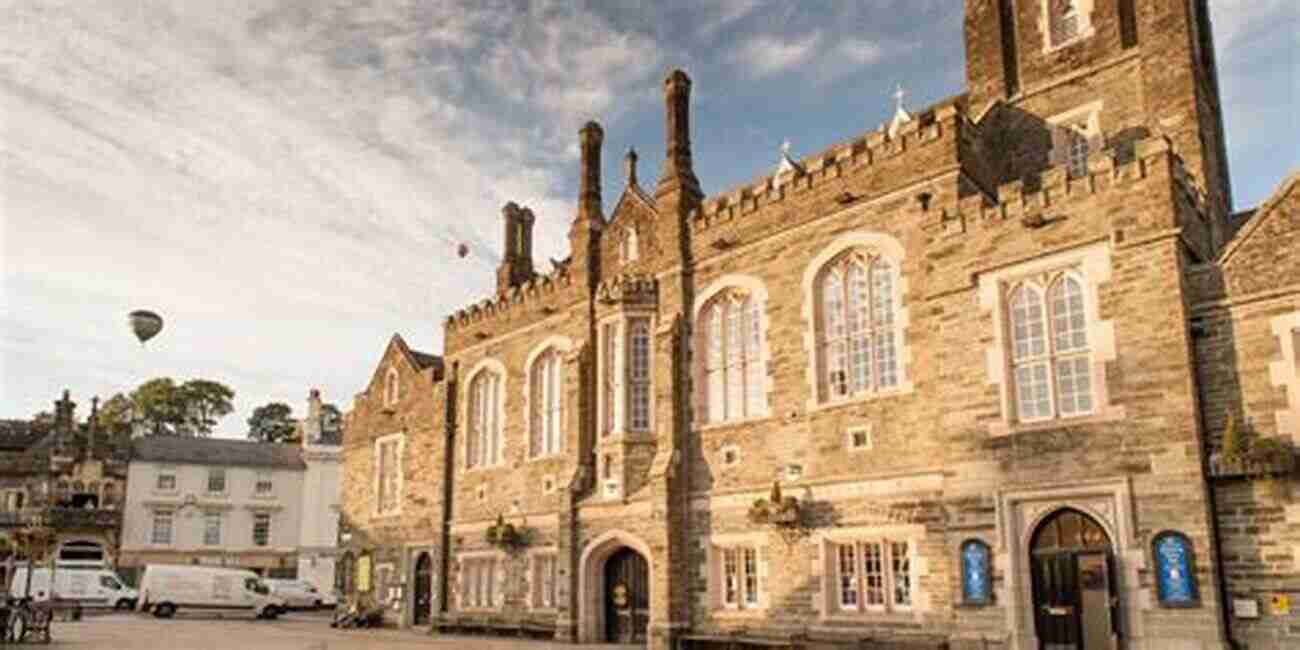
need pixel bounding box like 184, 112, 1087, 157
609, 181, 659, 226
1219, 171, 1300, 267
0, 419, 47, 451
131, 435, 307, 470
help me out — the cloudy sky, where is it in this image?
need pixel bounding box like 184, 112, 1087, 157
2, 0, 1297, 435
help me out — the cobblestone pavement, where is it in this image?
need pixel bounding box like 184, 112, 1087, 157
37, 612, 640, 649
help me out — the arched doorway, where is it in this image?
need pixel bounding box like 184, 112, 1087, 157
412, 552, 433, 626
603, 548, 648, 643
1030, 509, 1119, 650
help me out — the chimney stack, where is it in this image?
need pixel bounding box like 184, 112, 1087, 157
496, 202, 536, 293
579, 121, 604, 220
625, 147, 639, 186
656, 69, 702, 201
86, 396, 99, 460
303, 388, 323, 446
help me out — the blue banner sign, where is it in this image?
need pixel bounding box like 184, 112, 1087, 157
1154, 532, 1199, 607
961, 540, 991, 605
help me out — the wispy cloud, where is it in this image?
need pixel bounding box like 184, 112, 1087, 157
728, 31, 823, 79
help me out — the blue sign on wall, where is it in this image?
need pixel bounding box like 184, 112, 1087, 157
961, 539, 992, 606
1153, 531, 1199, 607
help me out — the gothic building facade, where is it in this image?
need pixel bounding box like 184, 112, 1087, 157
339, 2, 1300, 649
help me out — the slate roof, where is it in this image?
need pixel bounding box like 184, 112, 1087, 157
131, 436, 307, 470
408, 349, 444, 373
0, 419, 48, 451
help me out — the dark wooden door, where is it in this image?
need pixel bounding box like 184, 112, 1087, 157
604, 548, 648, 643
1032, 552, 1083, 650
413, 553, 433, 626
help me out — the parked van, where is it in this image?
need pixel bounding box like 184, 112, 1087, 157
9, 567, 139, 610
262, 578, 328, 609
135, 565, 284, 619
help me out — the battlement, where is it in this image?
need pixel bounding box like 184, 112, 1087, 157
446, 262, 576, 332
945, 136, 1208, 234
690, 100, 965, 234
596, 273, 658, 307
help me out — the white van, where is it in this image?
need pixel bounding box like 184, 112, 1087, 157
262, 578, 327, 609
136, 565, 285, 619
9, 567, 139, 610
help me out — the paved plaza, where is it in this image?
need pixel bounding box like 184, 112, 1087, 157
37, 613, 637, 650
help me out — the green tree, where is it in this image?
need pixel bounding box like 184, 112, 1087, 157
248, 402, 296, 443
131, 377, 235, 437
94, 393, 136, 437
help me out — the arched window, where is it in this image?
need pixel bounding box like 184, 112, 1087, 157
621, 227, 639, 264
1009, 274, 1093, 422
699, 290, 765, 423
467, 369, 502, 468
960, 539, 993, 606
383, 367, 400, 407
816, 252, 898, 401
530, 348, 563, 457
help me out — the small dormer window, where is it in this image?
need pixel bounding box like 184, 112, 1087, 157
621, 227, 639, 264
384, 367, 399, 407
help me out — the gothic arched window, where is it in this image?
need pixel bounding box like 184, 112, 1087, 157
1008, 273, 1093, 422
383, 367, 400, 407
529, 348, 563, 457
467, 368, 502, 468
698, 290, 766, 423
815, 251, 899, 402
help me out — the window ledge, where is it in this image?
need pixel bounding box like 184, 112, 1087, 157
527, 452, 566, 463
462, 464, 507, 475
1044, 29, 1095, 55
990, 407, 1126, 438
695, 415, 776, 434
807, 387, 913, 416
709, 608, 768, 619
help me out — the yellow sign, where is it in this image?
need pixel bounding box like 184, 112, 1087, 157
357, 555, 372, 593
1270, 594, 1291, 616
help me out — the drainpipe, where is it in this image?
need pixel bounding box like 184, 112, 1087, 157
1188, 316, 1238, 649
437, 363, 458, 621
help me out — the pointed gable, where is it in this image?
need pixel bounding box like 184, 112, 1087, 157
1218, 173, 1300, 297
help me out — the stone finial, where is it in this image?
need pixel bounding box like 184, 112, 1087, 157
887, 83, 913, 139
625, 147, 639, 186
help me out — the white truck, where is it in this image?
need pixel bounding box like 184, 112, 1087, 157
135, 565, 285, 619
9, 567, 139, 610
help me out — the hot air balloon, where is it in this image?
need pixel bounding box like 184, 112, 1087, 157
128, 310, 164, 346
457, 243, 469, 258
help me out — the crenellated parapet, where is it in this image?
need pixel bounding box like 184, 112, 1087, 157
689, 101, 965, 235
941, 136, 1209, 239
596, 273, 658, 308
445, 262, 577, 332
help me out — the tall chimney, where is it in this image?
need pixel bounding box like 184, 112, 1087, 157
86, 396, 99, 460
656, 69, 702, 201
578, 121, 604, 221
53, 390, 75, 449
303, 388, 322, 446
625, 147, 639, 186
496, 202, 536, 293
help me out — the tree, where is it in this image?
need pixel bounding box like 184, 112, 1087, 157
178, 379, 235, 436
131, 377, 235, 437
248, 402, 296, 443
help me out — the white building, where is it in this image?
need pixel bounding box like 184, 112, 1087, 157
119, 391, 341, 591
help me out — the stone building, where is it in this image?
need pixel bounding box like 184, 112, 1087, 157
337, 334, 446, 626
0, 391, 129, 584
339, 2, 1300, 649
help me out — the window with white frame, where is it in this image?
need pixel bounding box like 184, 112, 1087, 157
530, 348, 563, 457
375, 435, 402, 514
533, 554, 558, 609
628, 317, 652, 431
203, 511, 222, 546
252, 512, 271, 547
1007, 273, 1094, 422
1046, 0, 1092, 49
833, 539, 912, 613
719, 546, 762, 609
467, 369, 502, 468
816, 250, 899, 402
461, 557, 498, 609
151, 509, 173, 545
207, 467, 226, 494
156, 469, 176, 492
700, 290, 766, 424
384, 367, 400, 407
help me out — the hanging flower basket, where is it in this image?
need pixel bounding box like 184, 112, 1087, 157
485, 514, 532, 552
748, 482, 802, 528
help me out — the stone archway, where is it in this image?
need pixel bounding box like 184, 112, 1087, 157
578, 530, 654, 644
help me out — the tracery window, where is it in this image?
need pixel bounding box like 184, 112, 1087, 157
816, 251, 899, 402
467, 369, 502, 468
700, 290, 765, 423
1008, 273, 1093, 422
530, 348, 563, 457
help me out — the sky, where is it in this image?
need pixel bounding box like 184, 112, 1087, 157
2, 1, 1297, 436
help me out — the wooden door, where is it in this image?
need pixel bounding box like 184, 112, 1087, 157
604, 548, 648, 643
413, 553, 432, 626
1032, 552, 1083, 650
1030, 509, 1119, 650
